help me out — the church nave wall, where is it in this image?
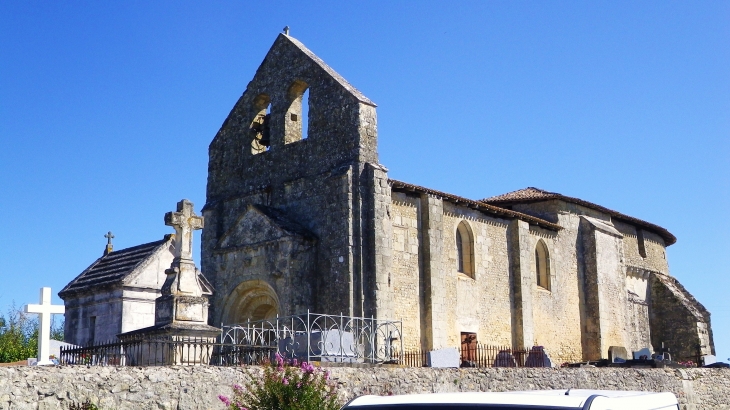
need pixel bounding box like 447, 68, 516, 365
528, 224, 584, 364
613, 219, 670, 275
390, 193, 423, 349
441, 202, 514, 348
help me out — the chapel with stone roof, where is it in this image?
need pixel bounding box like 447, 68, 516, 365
61, 32, 715, 364
59, 234, 213, 346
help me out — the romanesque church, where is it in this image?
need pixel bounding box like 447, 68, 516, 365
60, 33, 715, 364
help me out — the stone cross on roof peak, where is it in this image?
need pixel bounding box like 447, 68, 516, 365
164, 199, 204, 261
104, 231, 114, 255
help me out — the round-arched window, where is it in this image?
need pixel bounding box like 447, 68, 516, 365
535, 240, 551, 290
456, 221, 475, 278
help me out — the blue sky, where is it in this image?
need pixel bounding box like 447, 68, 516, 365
1, 1, 728, 362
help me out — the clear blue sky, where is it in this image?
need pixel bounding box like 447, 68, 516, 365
1, 1, 727, 362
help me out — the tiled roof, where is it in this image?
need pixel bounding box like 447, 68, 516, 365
482, 187, 676, 246
59, 236, 171, 297
483, 187, 558, 203
389, 180, 562, 231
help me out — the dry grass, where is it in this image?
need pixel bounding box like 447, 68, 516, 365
0, 360, 27, 367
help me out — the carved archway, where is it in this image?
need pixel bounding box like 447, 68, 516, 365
221, 279, 280, 325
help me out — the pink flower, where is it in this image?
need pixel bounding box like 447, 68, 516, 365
300, 361, 315, 374
233, 384, 243, 392
324, 370, 330, 380
282, 377, 289, 385
218, 395, 231, 406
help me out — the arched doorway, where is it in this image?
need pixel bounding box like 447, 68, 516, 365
221, 279, 280, 325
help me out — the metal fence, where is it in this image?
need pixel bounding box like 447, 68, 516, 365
59, 337, 275, 367
395, 344, 549, 368
60, 312, 403, 367
221, 311, 403, 365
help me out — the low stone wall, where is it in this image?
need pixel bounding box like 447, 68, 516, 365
0, 365, 728, 410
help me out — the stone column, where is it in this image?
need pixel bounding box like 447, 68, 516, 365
579, 216, 629, 360
366, 164, 394, 321
419, 193, 448, 350
508, 219, 535, 349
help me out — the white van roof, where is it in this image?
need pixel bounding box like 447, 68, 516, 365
345, 390, 679, 409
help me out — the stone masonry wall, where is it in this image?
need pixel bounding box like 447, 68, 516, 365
390, 193, 423, 349
203, 33, 381, 322
0, 366, 728, 410
441, 203, 515, 348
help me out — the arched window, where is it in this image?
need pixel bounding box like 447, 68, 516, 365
285, 80, 309, 144
535, 240, 550, 290
250, 94, 271, 155
456, 221, 474, 277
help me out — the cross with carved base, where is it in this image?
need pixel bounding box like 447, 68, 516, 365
164, 199, 204, 262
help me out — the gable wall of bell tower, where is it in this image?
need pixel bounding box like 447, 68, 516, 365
203, 34, 386, 324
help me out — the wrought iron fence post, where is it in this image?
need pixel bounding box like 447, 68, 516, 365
306, 309, 311, 364
369, 314, 375, 364
399, 320, 403, 365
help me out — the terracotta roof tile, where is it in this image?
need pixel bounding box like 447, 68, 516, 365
483, 187, 560, 203
482, 188, 676, 246
389, 180, 562, 231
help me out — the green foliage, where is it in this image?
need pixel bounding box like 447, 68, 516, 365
0, 303, 64, 363
68, 399, 99, 410
220, 354, 339, 410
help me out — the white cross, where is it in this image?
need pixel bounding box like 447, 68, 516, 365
24, 287, 65, 366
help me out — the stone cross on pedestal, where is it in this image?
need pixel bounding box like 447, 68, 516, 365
163, 199, 204, 296
24, 287, 64, 366
104, 231, 114, 255
165, 199, 203, 262
121, 199, 219, 365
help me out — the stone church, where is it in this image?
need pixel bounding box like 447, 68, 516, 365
62, 32, 714, 364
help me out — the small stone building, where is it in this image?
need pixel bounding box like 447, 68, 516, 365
200, 33, 715, 363
59, 235, 212, 346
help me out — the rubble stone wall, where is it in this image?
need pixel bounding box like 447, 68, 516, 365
1, 366, 728, 410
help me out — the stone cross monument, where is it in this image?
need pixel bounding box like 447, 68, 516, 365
118, 199, 219, 366
154, 199, 210, 324
24, 287, 64, 365
164, 199, 204, 297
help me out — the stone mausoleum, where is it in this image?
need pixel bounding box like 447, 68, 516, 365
61, 33, 714, 364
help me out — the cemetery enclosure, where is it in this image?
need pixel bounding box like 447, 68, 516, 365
0, 366, 728, 410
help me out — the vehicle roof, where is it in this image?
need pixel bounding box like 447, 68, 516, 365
345, 390, 678, 408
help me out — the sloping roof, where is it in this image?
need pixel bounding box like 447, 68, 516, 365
281, 34, 376, 107
482, 187, 676, 246
252, 204, 316, 239
59, 236, 171, 298
389, 180, 562, 231
653, 273, 711, 322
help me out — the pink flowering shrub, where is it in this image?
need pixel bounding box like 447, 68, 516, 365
219, 353, 339, 410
